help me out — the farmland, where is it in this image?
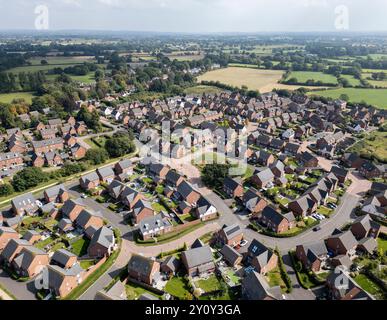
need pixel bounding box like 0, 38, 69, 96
0, 92, 36, 104
197, 67, 326, 93
184, 85, 223, 95
308, 88, 387, 109
286, 71, 338, 85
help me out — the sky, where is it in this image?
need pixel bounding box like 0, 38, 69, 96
0, 0, 386, 33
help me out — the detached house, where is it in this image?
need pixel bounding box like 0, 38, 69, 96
61, 198, 85, 221
127, 255, 160, 285
44, 184, 69, 203
258, 206, 295, 234
12, 246, 49, 278
251, 168, 274, 189
193, 197, 217, 221
242, 271, 281, 300
88, 226, 115, 258
96, 166, 115, 184
0, 227, 20, 251
243, 189, 267, 215
176, 181, 201, 205
246, 239, 278, 275
11, 193, 39, 216
288, 195, 317, 217
295, 241, 328, 272
326, 230, 358, 257
80, 172, 100, 190
181, 245, 215, 277
350, 215, 381, 240
130, 200, 154, 224
218, 224, 244, 247
223, 177, 244, 198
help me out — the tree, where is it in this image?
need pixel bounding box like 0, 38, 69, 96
339, 94, 350, 101
86, 148, 109, 165
105, 133, 135, 158
0, 183, 14, 197
41, 60, 48, 65
12, 167, 48, 192
201, 163, 230, 190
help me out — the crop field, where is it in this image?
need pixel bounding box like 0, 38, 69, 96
347, 130, 387, 163
286, 71, 338, 85
308, 88, 387, 109
198, 67, 327, 93
0, 92, 35, 104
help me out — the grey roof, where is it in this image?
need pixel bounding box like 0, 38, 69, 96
224, 177, 242, 191
243, 189, 264, 208
1, 239, 31, 261
108, 180, 126, 198
165, 170, 183, 186
196, 196, 214, 216
139, 214, 172, 234
161, 256, 180, 273
261, 206, 286, 226
132, 199, 153, 217
220, 244, 242, 265
138, 293, 158, 300
293, 195, 316, 212
58, 218, 73, 231
97, 166, 115, 178
181, 245, 213, 269
358, 237, 377, 254
11, 193, 37, 210
51, 249, 77, 268
329, 230, 358, 251
96, 281, 127, 300
32, 138, 63, 149
0, 226, 18, 236
116, 159, 133, 170
13, 246, 47, 270
75, 209, 103, 229
47, 263, 83, 294
300, 241, 328, 264
80, 171, 100, 184
191, 239, 205, 249
127, 255, 158, 278
177, 180, 198, 200
247, 239, 274, 268
89, 226, 115, 250
44, 184, 67, 198
242, 271, 281, 300
61, 198, 85, 217
255, 168, 274, 183
22, 230, 40, 242
222, 224, 243, 242
327, 267, 373, 300
5, 216, 22, 227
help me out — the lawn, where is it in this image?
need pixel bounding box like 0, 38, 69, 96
347, 130, 387, 163
354, 274, 385, 298
80, 260, 95, 270
0, 92, 35, 104
308, 88, 387, 109
266, 267, 286, 291
70, 238, 90, 257
224, 269, 241, 285
286, 71, 338, 85
35, 237, 54, 250
195, 275, 223, 293
317, 206, 333, 217
340, 74, 362, 86
165, 277, 192, 300
197, 67, 321, 93
125, 281, 161, 300
377, 237, 387, 255
184, 85, 224, 95
152, 202, 167, 213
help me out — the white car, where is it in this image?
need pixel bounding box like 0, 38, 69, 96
81, 193, 88, 199
240, 240, 249, 247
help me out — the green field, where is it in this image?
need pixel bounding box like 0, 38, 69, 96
28, 56, 95, 66
165, 277, 192, 300
287, 71, 338, 85
341, 74, 362, 86
354, 274, 385, 298
0, 92, 35, 104
308, 88, 387, 109
46, 72, 96, 84
347, 130, 387, 163
184, 85, 223, 95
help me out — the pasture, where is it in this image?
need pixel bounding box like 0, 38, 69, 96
308, 88, 387, 109
0, 92, 35, 104
286, 71, 338, 85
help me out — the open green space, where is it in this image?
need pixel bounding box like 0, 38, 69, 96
347, 130, 387, 163
354, 274, 385, 298
184, 85, 223, 95
195, 275, 224, 293
286, 71, 338, 85
308, 88, 387, 109
0, 92, 35, 104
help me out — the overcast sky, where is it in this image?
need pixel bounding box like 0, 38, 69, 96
0, 0, 386, 33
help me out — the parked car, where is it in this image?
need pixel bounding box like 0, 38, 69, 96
240, 240, 249, 247
313, 226, 321, 232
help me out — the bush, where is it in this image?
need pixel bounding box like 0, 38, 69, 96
12, 167, 49, 192
0, 183, 14, 197
86, 148, 109, 165
105, 134, 135, 158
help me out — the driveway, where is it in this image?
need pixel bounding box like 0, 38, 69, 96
0, 270, 37, 300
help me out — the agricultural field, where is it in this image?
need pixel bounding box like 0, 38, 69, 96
0, 91, 36, 104
340, 74, 362, 86
46, 72, 96, 84
308, 88, 387, 109
197, 67, 326, 93
286, 71, 338, 85
347, 130, 387, 163
184, 85, 223, 95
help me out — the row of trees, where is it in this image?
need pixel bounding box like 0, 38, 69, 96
0, 71, 46, 93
